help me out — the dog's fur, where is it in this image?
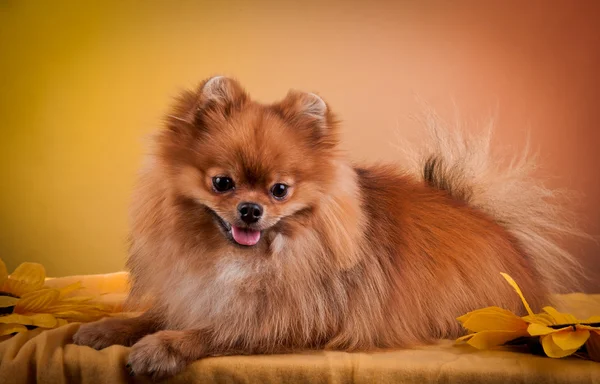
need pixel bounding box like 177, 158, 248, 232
73, 77, 583, 380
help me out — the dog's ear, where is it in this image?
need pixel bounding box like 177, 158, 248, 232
276, 90, 328, 129
197, 76, 248, 112
165, 76, 248, 131
274, 90, 338, 148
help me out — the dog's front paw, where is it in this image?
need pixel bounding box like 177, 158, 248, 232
127, 331, 193, 381
73, 320, 126, 350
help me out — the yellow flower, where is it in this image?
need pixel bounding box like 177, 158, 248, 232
527, 308, 600, 359
0, 258, 110, 336
457, 272, 600, 362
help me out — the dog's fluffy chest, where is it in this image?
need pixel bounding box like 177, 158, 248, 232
163, 257, 259, 329
162, 241, 348, 341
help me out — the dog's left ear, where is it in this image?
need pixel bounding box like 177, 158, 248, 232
274, 90, 338, 147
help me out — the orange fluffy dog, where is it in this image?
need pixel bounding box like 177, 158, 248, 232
74, 76, 583, 380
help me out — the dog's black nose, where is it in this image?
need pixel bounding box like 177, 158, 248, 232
238, 202, 263, 224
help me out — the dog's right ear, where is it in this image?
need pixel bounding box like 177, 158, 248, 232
165, 76, 248, 130
197, 76, 248, 112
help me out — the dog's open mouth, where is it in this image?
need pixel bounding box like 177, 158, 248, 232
231, 226, 261, 246
207, 208, 262, 247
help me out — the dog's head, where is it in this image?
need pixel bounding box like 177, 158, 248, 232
158, 76, 340, 248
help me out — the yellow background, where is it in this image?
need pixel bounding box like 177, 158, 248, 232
1, 1, 598, 290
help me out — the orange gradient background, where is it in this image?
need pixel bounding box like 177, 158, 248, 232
1, 1, 598, 291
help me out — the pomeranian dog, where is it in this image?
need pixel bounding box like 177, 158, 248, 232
74, 76, 583, 380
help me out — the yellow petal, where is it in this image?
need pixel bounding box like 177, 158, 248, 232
587, 331, 600, 362
15, 288, 60, 313
56, 282, 83, 298
4, 262, 46, 296
583, 316, 600, 324
542, 307, 578, 325
523, 313, 556, 326
28, 313, 59, 328
0, 313, 58, 328
458, 306, 520, 324
0, 295, 19, 308
580, 324, 600, 331
456, 333, 475, 343
0, 259, 7, 286
45, 303, 108, 314
0, 314, 32, 325
50, 310, 106, 322
457, 311, 477, 324
461, 308, 527, 333
466, 330, 526, 349
56, 318, 69, 327
500, 272, 534, 316
541, 334, 579, 358
528, 323, 563, 336
60, 296, 94, 303
551, 328, 589, 351
0, 323, 28, 336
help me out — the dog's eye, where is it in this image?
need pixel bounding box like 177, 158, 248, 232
270, 183, 289, 199
212, 177, 235, 192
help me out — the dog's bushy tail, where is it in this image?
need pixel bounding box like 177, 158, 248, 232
399, 109, 589, 293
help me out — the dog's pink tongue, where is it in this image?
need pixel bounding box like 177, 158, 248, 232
231, 226, 261, 246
